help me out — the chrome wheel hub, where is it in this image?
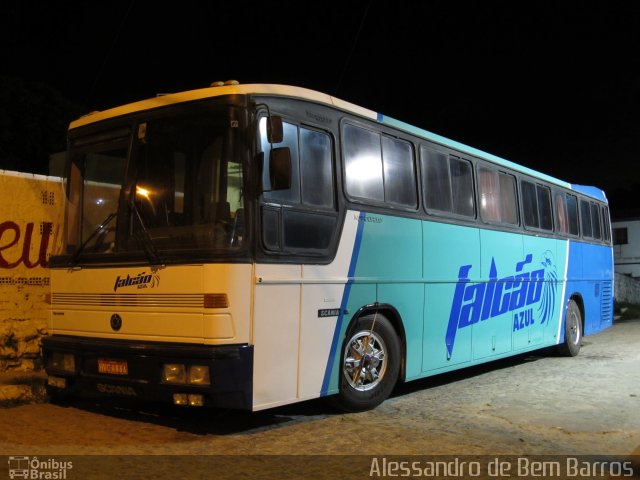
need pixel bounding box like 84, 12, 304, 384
343, 330, 387, 391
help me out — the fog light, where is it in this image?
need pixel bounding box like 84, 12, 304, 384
49, 353, 75, 373
173, 393, 188, 405
188, 365, 210, 385
163, 364, 186, 383
47, 376, 67, 389
188, 394, 204, 407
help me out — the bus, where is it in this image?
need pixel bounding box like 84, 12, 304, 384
43, 83, 613, 412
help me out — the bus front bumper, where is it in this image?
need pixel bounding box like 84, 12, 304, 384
42, 335, 253, 410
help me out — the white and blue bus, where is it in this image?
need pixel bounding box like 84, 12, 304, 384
43, 83, 613, 412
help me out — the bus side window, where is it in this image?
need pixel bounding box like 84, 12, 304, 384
480, 168, 517, 225
300, 128, 334, 209
344, 124, 418, 209
580, 200, 593, 238
422, 148, 475, 217
259, 116, 337, 254
382, 136, 417, 208
601, 206, 611, 243
591, 202, 602, 240
423, 147, 453, 213
566, 193, 579, 236
343, 124, 384, 201
479, 168, 500, 222
537, 185, 553, 230
260, 118, 301, 204
555, 192, 568, 234
522, 181, 552, 231
498, 172, 518, 224
522, 181, 539, 228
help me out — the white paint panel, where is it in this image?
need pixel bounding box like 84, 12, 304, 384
71, 84, 378, 129
298, 284, 343, 400
298, 210, 360, 399
202, 264, 252, 344
50, 264, 254, 347
252, 212, 360, 408
53, 310, 203, 341
203, 314, 235, 340
556, 241, 570, 344
612, 219, 640, 278
51, 265, 203, 295
252, 264, 301, 409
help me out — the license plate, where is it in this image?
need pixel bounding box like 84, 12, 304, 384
98, 359, 128, 375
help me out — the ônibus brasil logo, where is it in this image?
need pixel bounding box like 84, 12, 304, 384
446, 251, 557, 356
113, 271, 160, 292
8, 456, 73, 479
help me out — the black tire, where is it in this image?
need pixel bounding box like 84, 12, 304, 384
332, 313, 401, 412
558, 298, 583, 357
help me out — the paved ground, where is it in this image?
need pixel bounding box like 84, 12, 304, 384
0, 317, 638, 478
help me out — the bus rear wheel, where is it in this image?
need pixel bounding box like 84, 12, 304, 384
558, 298, 582, 357
333, 313, 400, 412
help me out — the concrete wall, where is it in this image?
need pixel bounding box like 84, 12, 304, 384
0, 170, 64, 373
615, 272, 640, 305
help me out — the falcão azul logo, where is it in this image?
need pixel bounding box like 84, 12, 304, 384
113, 271, 160, 292
446, 251, 557, 356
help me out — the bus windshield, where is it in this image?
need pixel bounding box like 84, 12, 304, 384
65, 106, 246, 263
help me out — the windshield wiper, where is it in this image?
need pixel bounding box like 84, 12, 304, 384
68, 212, 117, 266
130, 201, 165, 267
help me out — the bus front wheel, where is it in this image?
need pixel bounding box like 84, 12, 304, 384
333, 313, 400, 412
558, 298, 582, 357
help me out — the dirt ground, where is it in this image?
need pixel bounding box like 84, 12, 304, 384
0, 317, 638, 478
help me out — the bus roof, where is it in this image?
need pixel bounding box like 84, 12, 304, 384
71, 83, 606, 201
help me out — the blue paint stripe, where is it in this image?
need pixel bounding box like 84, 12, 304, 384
320, 212, 366, 395
570, 184, 607, 202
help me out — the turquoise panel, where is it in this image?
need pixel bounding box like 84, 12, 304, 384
423, 221, 481, 282
513, 236, 565, 349
479, 230, 525, 280
422, 221, 480, 371
423, 283, 472, 370
474, 230, 523, 359
353, 214, 422, 280
378, 283, 424, 380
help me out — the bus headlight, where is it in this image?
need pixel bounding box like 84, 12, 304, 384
188, 365, 210, 385
48, 353, 76, 373
163, 364, 210, 385
163, 364, 186, 383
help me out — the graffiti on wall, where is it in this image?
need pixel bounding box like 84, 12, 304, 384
0, 221, 53, 269
0, 171, 64, 291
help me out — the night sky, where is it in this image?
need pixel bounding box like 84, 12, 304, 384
2, 1, 640, 215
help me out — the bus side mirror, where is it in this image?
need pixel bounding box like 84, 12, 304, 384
267, 116, 283, 143
269, 147, 291, 191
